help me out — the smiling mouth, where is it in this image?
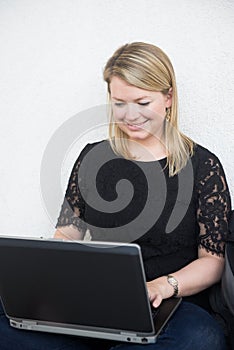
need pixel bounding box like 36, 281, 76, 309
126, 120, 148, 127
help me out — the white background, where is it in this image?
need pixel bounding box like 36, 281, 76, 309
0, 0, 233, 237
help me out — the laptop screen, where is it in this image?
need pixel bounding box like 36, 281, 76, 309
0, 238, 154, 334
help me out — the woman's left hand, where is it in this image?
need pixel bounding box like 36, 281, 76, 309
147, 249, 225, 308
147, 277, 175, 308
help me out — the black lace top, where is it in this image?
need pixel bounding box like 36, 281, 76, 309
56, 140, 231, 309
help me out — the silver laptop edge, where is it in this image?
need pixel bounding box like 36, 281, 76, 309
9, 297, 181, 346
0, 237, 182, 344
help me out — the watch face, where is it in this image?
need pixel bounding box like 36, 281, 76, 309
168, 277, 177, 286
167, 275, 178, 297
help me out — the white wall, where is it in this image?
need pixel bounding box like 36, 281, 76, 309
0, 0, 233, 237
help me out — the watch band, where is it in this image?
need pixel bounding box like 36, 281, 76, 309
167, 274, 179, 297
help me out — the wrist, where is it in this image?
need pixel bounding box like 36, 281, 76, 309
166, 274, 179, 297
152, 276, 175, 299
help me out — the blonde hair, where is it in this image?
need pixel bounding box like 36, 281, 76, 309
103, 42, 194, 176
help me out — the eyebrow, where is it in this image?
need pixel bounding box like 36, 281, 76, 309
111, 96, 151, 102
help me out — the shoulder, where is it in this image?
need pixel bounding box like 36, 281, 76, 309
192, 144, 221, 163
69, 140, 109, 173
191, 144, 225, 175
81, 139, 108, 151
191, 144, 230, 197
191, 144, 227, 187
73, 139, 117, 171
77, 139, 110, 159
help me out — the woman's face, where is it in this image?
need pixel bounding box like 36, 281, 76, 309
109, 76, 172, 144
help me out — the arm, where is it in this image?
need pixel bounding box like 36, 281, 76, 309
54, 225, 84, 240
148, 152, 231, 307
54, 146, 90, 241
147, 248, 225, 307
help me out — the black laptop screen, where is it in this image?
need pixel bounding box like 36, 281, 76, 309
0, 238, 154, 333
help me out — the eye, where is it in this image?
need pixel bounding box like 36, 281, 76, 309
138, 101, 150, 106
114, 102, 125, 107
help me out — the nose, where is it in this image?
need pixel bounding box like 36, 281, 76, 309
125, 103, 141, 122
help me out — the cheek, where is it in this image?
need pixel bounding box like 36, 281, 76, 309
112, 108, 125, 121
143, 108, 165, 122
117, 123, 128, 134
146, 101, 167, 121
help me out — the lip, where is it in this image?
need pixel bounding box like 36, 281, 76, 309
125, 120, 148, 130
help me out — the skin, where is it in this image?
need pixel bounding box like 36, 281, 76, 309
110, 76, 172, 161
55, 76, 225, 307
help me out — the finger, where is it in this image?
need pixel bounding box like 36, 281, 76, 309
146, 285, 153, 301
148, 291, 153, 302
152, 295, 163, 308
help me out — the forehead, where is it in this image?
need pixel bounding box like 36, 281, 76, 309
109, 76, 154, 101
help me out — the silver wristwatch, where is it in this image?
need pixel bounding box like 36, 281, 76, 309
167, 275, 179, 297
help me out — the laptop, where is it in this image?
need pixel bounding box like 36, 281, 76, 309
0, 236, 181, 344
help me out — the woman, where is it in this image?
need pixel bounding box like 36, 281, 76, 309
0, 42, 231, 349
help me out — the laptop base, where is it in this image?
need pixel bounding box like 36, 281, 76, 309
9, 297, 181, 344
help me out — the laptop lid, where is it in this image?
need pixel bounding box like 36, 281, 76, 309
0, 236, 181, 344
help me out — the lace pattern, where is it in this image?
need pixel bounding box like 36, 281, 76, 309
56, 142, 231, 258
196, 154, 231, 256
56, 152, 87, 234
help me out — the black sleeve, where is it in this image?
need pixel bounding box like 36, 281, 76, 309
56, 144, 91, 234
196, 149, 231, 257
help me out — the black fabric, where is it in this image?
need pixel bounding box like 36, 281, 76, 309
209, 211, 234, 349
209, 283, 234, 350
56, 140, 231, 310
222, 210, 234, 313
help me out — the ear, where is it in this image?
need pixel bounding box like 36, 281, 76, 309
165, 87, 173, 108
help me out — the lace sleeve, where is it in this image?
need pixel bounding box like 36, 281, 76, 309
56, 145, 89, 234
196, 151, 231, 257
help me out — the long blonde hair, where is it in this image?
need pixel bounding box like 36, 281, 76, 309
103, 42, 194, 176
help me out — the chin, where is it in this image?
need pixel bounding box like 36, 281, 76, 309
127, 132, 151, 142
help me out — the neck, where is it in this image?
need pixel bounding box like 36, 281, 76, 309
127, 136, 167, 161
